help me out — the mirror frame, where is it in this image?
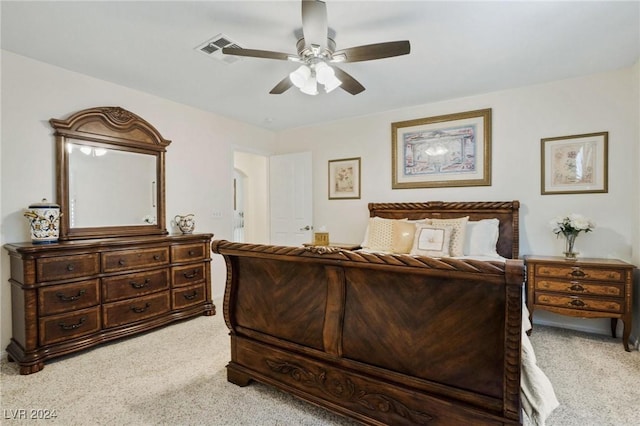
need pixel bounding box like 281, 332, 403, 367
50, 106, 170, 240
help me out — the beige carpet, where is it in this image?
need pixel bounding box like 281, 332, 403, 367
1, 302, 638, 425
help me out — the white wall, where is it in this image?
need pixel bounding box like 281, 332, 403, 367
276, 66, 640, 340
0, 51, 277, 352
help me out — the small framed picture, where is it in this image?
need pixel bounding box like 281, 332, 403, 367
328, 157, 361, 200
541, 132, 608, 195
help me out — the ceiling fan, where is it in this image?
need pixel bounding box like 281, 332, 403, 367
222, 0, 410, 96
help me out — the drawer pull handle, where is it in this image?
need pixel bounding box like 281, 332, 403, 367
56, 289, 86, 302
183, 270, 199, 279
153, 255, 161, 261
118, 259, 126, 266
569, 298, 586, 307
188, 250, 195, 256
570, 269, 586, 278
569, 284, 585, 292
130, 279, 150, 289
131, 303, 151, 313
183, 291, 198, 300
59, 317, 86, 331
66, 264, 75, 271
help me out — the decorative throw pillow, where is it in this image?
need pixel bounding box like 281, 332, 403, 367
430, 216, 469, 257
391, 220, 417, 254
464, 219, 500, 257
410, 224, 453, 257
362, 217, 399, 252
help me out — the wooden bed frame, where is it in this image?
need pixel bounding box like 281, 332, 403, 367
212, 201, 524, 425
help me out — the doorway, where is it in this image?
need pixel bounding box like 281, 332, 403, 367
233, 151, 269, 244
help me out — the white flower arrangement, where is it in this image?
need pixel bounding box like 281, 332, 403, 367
551, 213, 595, 237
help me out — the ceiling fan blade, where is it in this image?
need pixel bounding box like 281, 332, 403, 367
301, 0, 328, 49
332, 41, 411, 63
269, 76, 294, 94
332, 66, 365, 95
222, 47, 292, 61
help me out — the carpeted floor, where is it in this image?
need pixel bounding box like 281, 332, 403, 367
1, 303, 638, 425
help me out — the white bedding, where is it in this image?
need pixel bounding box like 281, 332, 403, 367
521, 305, 560, 425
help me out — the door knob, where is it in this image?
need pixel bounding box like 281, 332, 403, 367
300, 225, 311, 231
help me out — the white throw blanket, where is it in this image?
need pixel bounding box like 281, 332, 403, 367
521, 305, 559, 425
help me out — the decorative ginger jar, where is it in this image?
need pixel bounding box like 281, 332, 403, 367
24, 199, 61, 244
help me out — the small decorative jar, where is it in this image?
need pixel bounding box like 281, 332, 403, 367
174, 214, 195, 234
24, 199, 61, 244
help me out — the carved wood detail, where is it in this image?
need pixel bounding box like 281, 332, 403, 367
266, 359, 435, 424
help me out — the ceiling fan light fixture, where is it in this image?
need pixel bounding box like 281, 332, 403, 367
290, 65, 311, 88
315, 61, 334, 85
323, 74, 342, 93
300, 75, 318, 95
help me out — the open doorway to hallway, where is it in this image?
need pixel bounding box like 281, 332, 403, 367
233, 151, 269, 244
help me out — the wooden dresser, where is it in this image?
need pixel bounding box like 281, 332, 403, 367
525, 255, 634, 351
5, 233, 215, 374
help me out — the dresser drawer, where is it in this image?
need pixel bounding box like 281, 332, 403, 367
102, 247, 169, 273
102, 269, 170, 302
534, 264, 625, 282
171, 243, 207, 263
102, 291, 170, 329
172, 263, 206, 287
172, 283, 206, 310
38, 279, 100, 316
37, 254, 100, 282
39, 306, 101, 346
535, 293, 623, 313
535, 279, 624, 297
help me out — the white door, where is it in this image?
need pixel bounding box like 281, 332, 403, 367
269, 152, 313, 246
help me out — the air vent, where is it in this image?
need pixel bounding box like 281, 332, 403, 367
195, 34, 242, 64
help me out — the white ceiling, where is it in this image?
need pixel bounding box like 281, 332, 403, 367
2, 1, 639, 131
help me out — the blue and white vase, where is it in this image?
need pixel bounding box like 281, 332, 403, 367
24, 199, 61, 244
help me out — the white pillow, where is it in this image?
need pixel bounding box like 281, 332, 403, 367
430, 216, 469, 257
463, 219, 500, 257
410, 224, 452, 257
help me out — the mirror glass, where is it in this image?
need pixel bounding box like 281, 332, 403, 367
67, 140, 158, 228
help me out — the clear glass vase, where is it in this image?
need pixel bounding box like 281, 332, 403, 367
563, 233, 578, 259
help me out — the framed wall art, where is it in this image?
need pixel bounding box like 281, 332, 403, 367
541, 132, 608, 195
391, 108, 492, 189
328, 157, 361, 200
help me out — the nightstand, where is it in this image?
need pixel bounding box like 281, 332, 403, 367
524, 255, 635, 351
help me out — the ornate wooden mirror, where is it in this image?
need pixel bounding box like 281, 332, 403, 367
50, 106, 170, 240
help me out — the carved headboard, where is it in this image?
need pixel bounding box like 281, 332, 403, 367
368, 201, 520, 259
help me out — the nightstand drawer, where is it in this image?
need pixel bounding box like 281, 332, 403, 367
38, 279, 100, 316
37, 254, 100, 282
102, 247, 169, 272
535, 265, 625, 282
102, 269, 170, 302
535, 293, 623, 313
535, 279, 623, 297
